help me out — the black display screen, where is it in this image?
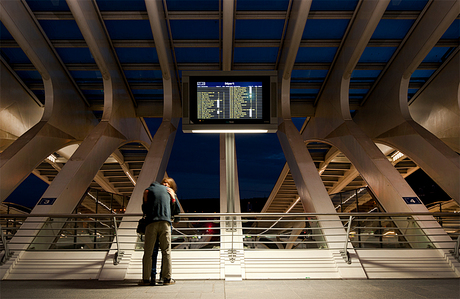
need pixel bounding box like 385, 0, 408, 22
188, 76, 271, 125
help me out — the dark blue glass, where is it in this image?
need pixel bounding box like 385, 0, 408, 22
303, 19, 349, 39
1, 48, 32, 64
441, 20, 459, 39
0, 21, 13, 40
359, 47, 397, 63
25, 0, 70, 11
166, 0, 219, 11
38, 20, 83, 40
311, 0, 358, 11
170, 20, 219, 39
115, 48, 159, 63
105, 20, 153, 40
386, 0, 428, 11
175, 48, 219, 63
372, 19, 415, 39
55, 48, 95, 63
234, 47, 279, 63
422, 47, 453, 63
235, 20, 286, 40
237, 0, 290, 11
296, 47, 337, 63
96, 0, 146, 11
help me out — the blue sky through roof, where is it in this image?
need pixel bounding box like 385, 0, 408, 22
235, 20, 285, 40
303, 19, 350, 39
170, 20, 219, 40
234, 47, 279, 63
372, 19, 415, 39
38, 20, 83, 39
296, 47, 337, 63
105, 20, 153, 40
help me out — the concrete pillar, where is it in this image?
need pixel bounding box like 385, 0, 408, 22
353, 0, 460, 204
0, 60, 44, 152
409, 52, 459, 154
98, 0, 181, 280
0, 1, 98, 202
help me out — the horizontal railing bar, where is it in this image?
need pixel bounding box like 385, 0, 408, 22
2, 212, 460, 219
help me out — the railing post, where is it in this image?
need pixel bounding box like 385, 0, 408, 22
112, 217, 124, 265
340, 216, 353, 264
452, 235, 460, 261
0, 225, 12, 265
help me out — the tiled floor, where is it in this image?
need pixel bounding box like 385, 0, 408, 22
1, 279, 459, 299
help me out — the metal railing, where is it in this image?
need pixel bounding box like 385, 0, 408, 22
1, 212, 459, 264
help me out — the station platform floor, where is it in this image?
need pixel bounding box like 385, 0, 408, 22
1, 278, 459, 299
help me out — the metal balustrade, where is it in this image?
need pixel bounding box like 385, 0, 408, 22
1, 212, 459, 265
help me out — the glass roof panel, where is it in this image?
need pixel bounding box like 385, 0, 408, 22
132, 89, 163, 95
386, 0, 428, 11
291, 70, 329, 79
236, 0, 290, 11
115, 48, 158, 63
411, 69, 435, 78
350, 89, 369, 94
0, 48, 32, 64
372, 19, 415, 39
25, 0, 70, 11
38, 20, 83, 40
235, 20, 285, 40
170, 20, 219, 39
311, 0, 358, 11
55, 48, 95, 63
234, 47, 279, 63
296, 47, 337, 63
15, 70, 42, 81
422, 47, 454, 63
303, 19, 349, 39
290, 89, 319, 95
441, 19, 459, 39
69, 71, 102, 81
0, 21, 13, 40
359, 47, 397, 62
124, 70, 163, 81
175, 48, 219, 63
105, 20, 153, 40
96, 0, 146, 11
166, 0, 220, 11
351, 70, 382, 78
83, 90, 104, 95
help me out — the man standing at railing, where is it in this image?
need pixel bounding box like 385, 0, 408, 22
139, 178, 179, 286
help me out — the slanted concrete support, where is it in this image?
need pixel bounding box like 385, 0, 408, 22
99, 0, 181, 280
0, 1, 97, 202
275, 0, 366, 278
409, 51, 459, 154
0, 59, 43, 152
353, 0, 460, 204
300, 0, 456, 269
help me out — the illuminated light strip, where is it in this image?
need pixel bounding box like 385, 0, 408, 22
191, 129, 268, 134
334, 187, 366, 210
391, 151, 405, 162
87, 192, 116, 214
125, 171, 136, 186
47, 154, 56, 163
258, 196, 301, 236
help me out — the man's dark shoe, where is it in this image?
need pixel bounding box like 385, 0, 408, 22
163, 278, 175, 285
138, 280, 152, 286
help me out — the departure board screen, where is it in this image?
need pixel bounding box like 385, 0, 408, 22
196, 81, 263, 120
184, 73, 276, 132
